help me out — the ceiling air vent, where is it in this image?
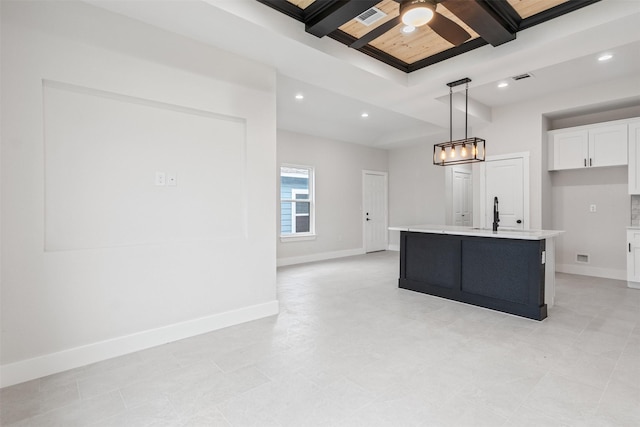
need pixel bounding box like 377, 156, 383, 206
511, 73, 534, 81
355, 7, 387, 26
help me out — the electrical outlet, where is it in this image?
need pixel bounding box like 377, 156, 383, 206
155, 172, 166, 186
589, 204, 597, 213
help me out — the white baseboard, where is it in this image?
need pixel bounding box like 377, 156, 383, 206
388, 244, 400, 251
277, 248, 365, 267
556, 264, 626, 281
0, 300, 279, 388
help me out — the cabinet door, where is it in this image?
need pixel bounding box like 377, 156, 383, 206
628, 230, 640, 282
550, 130, 588, 170
589, 124, 628, 167
629, 122, 640, 194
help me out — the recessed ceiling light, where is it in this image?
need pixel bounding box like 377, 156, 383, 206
295, 93, 304, 100
402, 25, 416, 34
598, 54, 613, 62
361, 112, 369, 118
497, 82, 509, 88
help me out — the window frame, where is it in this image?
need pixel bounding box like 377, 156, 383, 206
290, 188, 310, 234
279, 164, 316, 242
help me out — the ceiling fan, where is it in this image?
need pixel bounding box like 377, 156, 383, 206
397, 0, 471, 46
351, 0, 472, 50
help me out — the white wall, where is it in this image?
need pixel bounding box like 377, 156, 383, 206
1, 1, 277, 387
550, 105, 640, 130
388, 144, 446, 249
551, 167, 629, 279
276, 130, 387, 264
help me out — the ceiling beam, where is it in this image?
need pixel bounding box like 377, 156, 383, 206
479, 0, 520, 32
330, 30, 410, 72
518, 0, 601, 31
350, 16, 401, 49
255, 0, 305, 21
442, 0, 516, 46
305, 0, 380, 38
407, 38, 487, 72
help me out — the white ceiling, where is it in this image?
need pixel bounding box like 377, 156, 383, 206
85, 0, 640, 148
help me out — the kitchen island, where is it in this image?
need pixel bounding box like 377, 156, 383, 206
389, 225, 563, 320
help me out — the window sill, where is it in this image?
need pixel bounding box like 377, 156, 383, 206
280, 234, 316, 242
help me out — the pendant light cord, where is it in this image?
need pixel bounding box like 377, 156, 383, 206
465, 82, 468, 140
449, 86, 453, 142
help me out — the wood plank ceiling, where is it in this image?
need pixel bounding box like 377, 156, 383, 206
256, 0, 601, 73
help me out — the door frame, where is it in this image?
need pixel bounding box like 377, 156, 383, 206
479, 152, 530, 230
362, 170, 389, 252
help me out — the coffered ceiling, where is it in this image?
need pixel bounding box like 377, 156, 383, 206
257, 0, 600, 72
84, 0, 640, 148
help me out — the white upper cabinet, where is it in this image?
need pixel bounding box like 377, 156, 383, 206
589, 124, 628, 167
550, 129, 588, 170
628, 121, 640, 194
548, 121, 629, 171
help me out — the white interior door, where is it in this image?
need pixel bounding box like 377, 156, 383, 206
363, 171, 387, 253
453, 170, 472, 226
484, 157, 525, 230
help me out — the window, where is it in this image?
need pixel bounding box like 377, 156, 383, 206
280, 165, 315, 240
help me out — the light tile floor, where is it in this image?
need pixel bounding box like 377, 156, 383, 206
2, 251, 639, 426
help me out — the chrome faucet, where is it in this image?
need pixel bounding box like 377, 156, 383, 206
493, 196, 500, 232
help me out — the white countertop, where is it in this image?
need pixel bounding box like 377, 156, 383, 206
389, 224, 564, 240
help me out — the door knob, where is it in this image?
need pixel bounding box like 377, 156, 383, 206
366, 218, 371, 221
517, 220, 522, 224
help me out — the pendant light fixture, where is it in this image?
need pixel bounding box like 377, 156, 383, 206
433, 77, 486, 166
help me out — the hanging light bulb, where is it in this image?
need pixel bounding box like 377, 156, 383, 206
451, 145, 456, 158
461, 144, 467, 157
440, 147, 446, 161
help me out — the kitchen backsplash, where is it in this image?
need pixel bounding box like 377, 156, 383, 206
633, 195, 640, 226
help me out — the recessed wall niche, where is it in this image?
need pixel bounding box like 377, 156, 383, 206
43, 81, 247, 251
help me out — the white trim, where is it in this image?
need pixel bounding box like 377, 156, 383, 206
0, 300, 279, 388
280, 163, 315, 236
277, 248, 365, 267
479, 152, 530, 230
362, 170, 389, 253
280, 233, 316, 242
388, 244, 400, 251
545, 237, 556, 307
290, 188, 310, 234
628, 281, 640, 290
556, 263, 626, 281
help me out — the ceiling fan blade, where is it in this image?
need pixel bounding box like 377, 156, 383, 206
428, 12, 471, 46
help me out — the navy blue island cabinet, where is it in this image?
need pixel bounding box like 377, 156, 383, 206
395, 226, 563, 321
